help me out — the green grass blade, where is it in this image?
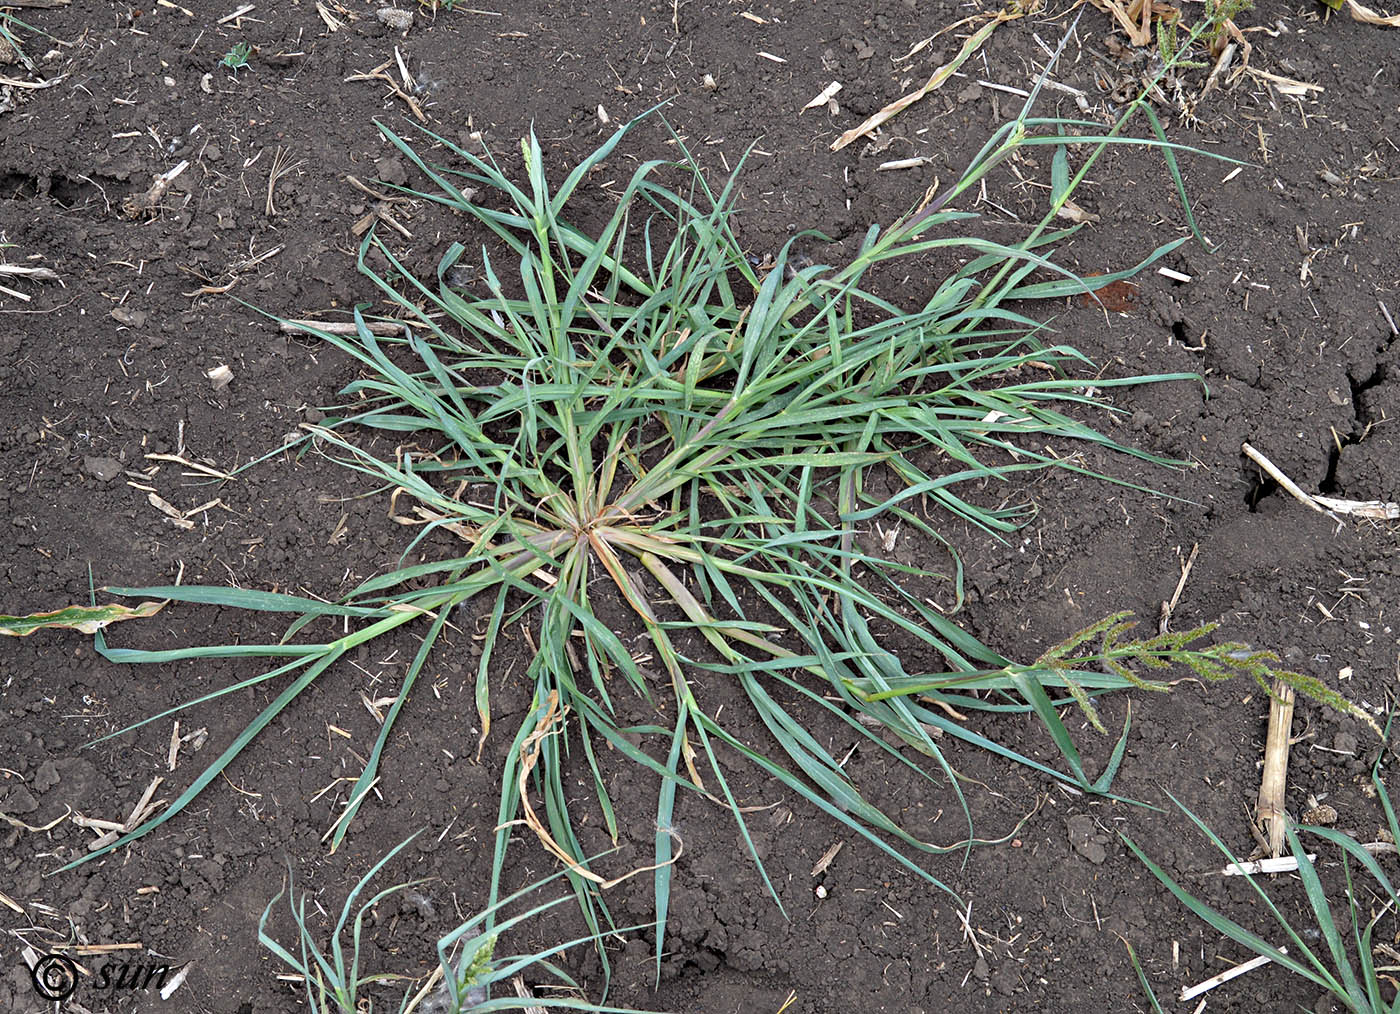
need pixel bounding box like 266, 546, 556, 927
59, 646, 347, 871
1120, 935, 1166, 1014
1286, 822, 1367, 1007
1122, 832, 1333, 990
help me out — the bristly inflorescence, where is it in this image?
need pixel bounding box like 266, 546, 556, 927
1029, 610, 1377, 735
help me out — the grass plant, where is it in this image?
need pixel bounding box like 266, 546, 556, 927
259, 833, 424, 1013
260, 832, 662, 1013
1124, 715, 1400, 1013
59, 12, 1303, 978
0, 12, 37, 70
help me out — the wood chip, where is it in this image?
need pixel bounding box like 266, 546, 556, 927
810, 841, 844, 876
1257, 679, 1295, 858
206, 363, 234, 390
159, 963, 192, 1000
801, 80, 842, 112
1346, 0, 1400, 25
122, 776, 164, 832
148, 492, 196, 530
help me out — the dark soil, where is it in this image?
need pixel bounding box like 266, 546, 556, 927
2, 2, 1398, 1013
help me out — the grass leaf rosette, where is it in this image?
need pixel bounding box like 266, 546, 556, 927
75, 62, 1249, 970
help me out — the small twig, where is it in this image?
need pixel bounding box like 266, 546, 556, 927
1033, 74, 1090, 111
955, 900, 988, 961
1312, 493, 1400, 520
1222, 853, 1315, 876
280, 318, 409, 336
144, 453, 236, 481
228, 244, 283, 273
1241, 442, 1326, 515
0, 264, 60, 282
51, 942, 144, 955
1245, 67, 1323, 95
393, 45, 413, 91
877, 156, 935, 171
122, 776, 164, 832
345, 61, 426, 121
217, 4, 256, 25
1181, 950, 1284, 1002
123, 160, 189, 218
1380, 300, 1398, 337
1159, 542, 1199, 634
1032, 75, 1086, 99
831, 8, 1024, 151
0, 73, 67, 90
975, 79, 1030, 99
809, 841, 843, 877
345, 174, 413, 203
167, 720, 181, 771
1243, 441, 1399, 520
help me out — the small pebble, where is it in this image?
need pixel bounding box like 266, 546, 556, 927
84, 456, 123, 481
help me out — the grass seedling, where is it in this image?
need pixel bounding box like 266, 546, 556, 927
260, 832, 664, 1013
1124, 712, 1400, 1013
60, 10, 1265, 979
259, 832, 424, 1013
415, 871, 664, 1013
0, 13, 32, 71
1121, 935, 1168, 1014
221, 41, 252, 75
